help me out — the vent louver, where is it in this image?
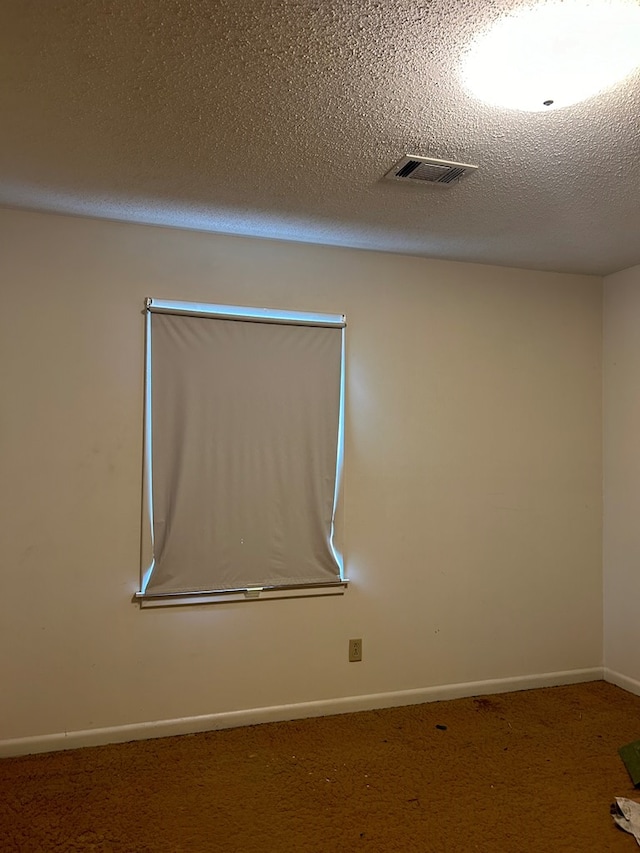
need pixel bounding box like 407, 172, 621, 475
385, 155, 478, 185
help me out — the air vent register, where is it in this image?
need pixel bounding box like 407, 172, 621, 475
385, 155, 478, 185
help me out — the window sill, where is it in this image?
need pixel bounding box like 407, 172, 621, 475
135, 580, 349, 608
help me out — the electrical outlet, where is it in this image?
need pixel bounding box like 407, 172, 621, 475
349, 638, 362, 662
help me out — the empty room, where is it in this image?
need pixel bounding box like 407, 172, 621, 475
2, 1, 640, 850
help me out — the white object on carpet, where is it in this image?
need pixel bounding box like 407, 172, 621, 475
613, 798, 640, 845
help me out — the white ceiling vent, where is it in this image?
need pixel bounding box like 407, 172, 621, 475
385, 155, 478, 186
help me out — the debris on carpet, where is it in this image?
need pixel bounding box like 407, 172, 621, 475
612, 798, 640, 845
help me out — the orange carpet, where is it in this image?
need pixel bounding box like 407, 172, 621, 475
1, 681, 640, 851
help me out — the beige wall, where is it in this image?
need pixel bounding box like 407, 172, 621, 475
0, 207, 603, 743
604, 263, 640, 684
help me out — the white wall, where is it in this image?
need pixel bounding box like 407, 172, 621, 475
604, 263, 640, 688
0, 208, 603, 747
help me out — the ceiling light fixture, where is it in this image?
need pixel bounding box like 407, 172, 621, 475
461, 0, 640, 112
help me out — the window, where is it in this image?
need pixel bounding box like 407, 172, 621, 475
137, 298, 347, 607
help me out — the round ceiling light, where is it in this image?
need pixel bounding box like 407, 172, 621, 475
461, 0, 640, 112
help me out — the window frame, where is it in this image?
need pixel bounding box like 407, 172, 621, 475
136, 298, 348, 608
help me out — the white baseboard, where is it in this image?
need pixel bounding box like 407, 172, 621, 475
0, 666, 603, 758
604, 668, 640, 696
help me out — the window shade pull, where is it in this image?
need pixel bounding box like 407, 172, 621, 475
244, 587, 263, 599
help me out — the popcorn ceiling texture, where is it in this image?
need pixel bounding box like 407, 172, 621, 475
1, 0, 639, 274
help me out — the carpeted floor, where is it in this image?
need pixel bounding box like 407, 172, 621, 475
2, 681, 640, 851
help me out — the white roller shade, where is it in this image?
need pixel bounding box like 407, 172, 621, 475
141, 303, 344, 597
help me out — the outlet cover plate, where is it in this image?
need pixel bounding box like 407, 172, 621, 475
349, 638, 362, 662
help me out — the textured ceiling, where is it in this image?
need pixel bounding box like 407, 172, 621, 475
1, 0, 639, 275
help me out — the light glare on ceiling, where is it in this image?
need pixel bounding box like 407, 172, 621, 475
462, 0, 640, 112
